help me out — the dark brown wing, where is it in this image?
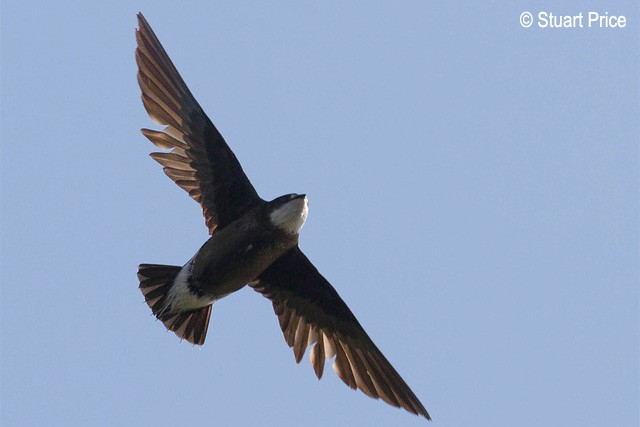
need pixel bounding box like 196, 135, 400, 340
135, 13, 261, 233
250, 247, 430, 419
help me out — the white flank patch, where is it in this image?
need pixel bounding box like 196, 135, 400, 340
164, 255, 213, 313
269, 196, 309, 235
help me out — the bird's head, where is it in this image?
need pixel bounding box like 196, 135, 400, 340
267, 194, 309, 235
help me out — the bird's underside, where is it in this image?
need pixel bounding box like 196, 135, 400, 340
135, 12, 430, 419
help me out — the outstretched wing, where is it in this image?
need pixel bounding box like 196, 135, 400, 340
135, 13, 261, 234
250, 247, 430, 419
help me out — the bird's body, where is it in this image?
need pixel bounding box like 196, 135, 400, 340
135, 12, 430, 419
140, 194, 308, 342
183, 195, 307, 304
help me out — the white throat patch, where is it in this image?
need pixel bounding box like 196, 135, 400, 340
269, 196, 309, 235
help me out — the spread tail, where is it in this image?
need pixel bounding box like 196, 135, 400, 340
138, 263, 212, 345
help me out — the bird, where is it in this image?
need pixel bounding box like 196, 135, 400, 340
134, 12, 430, 419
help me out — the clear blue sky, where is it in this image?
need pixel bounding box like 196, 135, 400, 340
1, 1, 638, 426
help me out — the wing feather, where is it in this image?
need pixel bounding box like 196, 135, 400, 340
136, 13, 261, 233
310, 330, 326, 379
250, 247, 430, 419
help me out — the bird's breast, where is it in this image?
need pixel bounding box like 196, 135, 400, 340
191, 218, 297, 299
